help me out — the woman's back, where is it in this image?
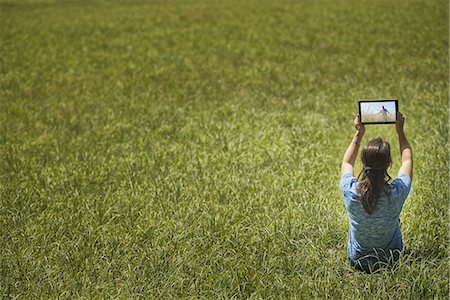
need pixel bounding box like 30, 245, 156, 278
340, 173, 411, 261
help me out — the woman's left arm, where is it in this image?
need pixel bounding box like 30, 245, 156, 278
341, 115, 365, 177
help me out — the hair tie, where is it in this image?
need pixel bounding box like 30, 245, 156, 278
363, 166, 373, 175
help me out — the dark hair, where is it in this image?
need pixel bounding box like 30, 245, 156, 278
356, 137, 392, 214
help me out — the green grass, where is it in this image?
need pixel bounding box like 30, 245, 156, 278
0, 0, 448, 298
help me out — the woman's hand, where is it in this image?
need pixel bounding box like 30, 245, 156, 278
354, 114, 365, 136
396, 111, 405, 133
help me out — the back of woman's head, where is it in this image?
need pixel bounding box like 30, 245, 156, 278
357, 136, 392, 214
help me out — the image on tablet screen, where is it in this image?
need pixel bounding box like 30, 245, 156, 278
360, 101, 396, 123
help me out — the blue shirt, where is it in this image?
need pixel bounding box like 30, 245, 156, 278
339, 173, 411, 265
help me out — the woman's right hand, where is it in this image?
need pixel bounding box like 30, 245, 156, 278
396, 111, 405, 132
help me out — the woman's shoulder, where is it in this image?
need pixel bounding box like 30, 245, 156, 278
389, 173, 411, 187
340, 172, 356, 185
340, 173, 359, 193
388, 173, 412, 198
340, 173, 361, 208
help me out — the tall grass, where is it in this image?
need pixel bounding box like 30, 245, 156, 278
361, 112, 396, 123
1, 0, 448, 298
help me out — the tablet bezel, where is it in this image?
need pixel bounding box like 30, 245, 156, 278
358, 99, 398, 124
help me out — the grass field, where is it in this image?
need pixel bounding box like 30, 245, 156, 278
1, 0, 448, 298
361, 112, 396, 123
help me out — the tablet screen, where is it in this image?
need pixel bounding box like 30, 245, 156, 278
359, 100, 398, 124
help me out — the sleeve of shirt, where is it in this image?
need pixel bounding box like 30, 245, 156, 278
340, 173, 356, 191
340, 173, 358, 207
390, 173, 412, 204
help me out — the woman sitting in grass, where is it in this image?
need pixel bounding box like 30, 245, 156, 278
340, 111, 412, 273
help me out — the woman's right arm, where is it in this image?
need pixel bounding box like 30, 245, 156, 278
396, 111, 413, 180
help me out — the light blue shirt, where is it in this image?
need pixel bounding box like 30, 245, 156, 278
339, 173, 412, 265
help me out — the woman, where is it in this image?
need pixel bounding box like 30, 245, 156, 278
340, 111, 413, 273
378, 105, 390, 122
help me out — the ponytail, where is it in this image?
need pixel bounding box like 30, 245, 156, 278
357, 137, 393, 214
357, 167, 391, 214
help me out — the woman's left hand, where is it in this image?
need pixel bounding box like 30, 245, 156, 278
354, 114, 365, 135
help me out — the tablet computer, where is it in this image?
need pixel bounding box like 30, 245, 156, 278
358, 99, 398, 124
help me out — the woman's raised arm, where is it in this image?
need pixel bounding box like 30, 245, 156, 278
396, 111, 413, 179
341, 115, 365, 177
